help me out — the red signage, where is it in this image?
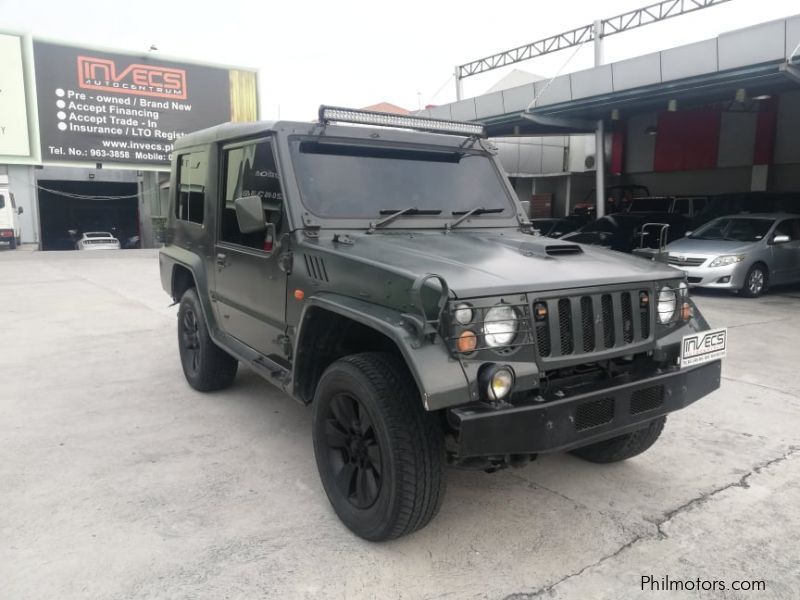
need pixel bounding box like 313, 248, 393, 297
77, 56, 187, 100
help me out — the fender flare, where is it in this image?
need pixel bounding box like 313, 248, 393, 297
293, 293, 469, 411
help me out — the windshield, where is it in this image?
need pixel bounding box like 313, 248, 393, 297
691, 217, 774, 242
290, 140, 514, 221
629, 197, 672, 212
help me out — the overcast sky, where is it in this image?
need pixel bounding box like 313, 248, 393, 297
2, 0, 798, 120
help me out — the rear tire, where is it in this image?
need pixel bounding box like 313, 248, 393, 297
570, 416, 666, 463
740, 263, 768, 298
312, 352, 445, 541
9, 237, 17, 250
177, 287, 238, 391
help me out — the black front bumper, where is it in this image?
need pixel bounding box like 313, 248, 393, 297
450, 360, 722, 458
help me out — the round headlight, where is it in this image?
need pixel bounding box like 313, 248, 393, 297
657, 287, 677, 324
483, 305, 519, 347
453, 303, 474, 325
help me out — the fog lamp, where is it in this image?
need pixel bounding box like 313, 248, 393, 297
480, 364, 515, 402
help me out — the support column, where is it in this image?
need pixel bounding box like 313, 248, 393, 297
454, 66, 463, 101
593, 19, 606, 219
137, 171, 158, 249
595, 120, 606, 218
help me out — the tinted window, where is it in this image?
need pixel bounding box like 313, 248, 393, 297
221, 140, 284, 249
629, 197, 672, 212
691, 217, 774, 242
0, 194, 4, 209
176, 152, 207, 224
290, 140, 513, 219
774, 219, 800, 240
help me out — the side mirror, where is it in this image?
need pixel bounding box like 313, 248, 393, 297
234, 195, 266, 234
17, 206, 24, 215
684, 230, 692, 237
772, 234, 791, 244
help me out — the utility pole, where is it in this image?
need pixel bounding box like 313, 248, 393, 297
454, 66, 463, 101
594, 19, 606, 219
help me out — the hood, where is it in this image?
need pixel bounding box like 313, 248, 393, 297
316, 229, 681, 298
666, 237, 755, 256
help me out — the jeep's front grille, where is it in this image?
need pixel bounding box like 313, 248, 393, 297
580, 297, 594, 353
533, 289, 652, 362
558, 298, 573, 355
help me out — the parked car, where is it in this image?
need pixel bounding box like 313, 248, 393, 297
692, 192, 800, 229
627, 195, 709, 219
561, 212, 691, 253
0, 187, 23, 249
665, 213, 800, 297
159, 107, 723, 540
75, 231, 121, 250
530, 215, 589, 238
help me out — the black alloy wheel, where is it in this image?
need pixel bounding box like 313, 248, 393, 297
180, 307, 202, 377
323, 392, 382, 509
312, 352, 445, 541
177, 287, 238, 391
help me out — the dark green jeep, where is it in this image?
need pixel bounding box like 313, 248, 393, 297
159, 107, 724, 541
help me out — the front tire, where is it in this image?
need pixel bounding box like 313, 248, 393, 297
740, 263, 768, 298
312, 352, 445, 541
177, 288, 238, 391
570, 416, 666, 463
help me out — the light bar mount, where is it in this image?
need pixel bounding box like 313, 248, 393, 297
318, 105, 486, 138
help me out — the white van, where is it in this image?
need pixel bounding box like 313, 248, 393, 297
0, 187, 23, 249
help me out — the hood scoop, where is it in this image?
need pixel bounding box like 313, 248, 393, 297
545, 244, 583, 256
518, 240, 584, 258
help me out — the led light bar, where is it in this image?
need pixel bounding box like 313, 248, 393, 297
318, 105, 486, 137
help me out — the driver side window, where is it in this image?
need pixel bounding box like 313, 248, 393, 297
220, 139, 285, 250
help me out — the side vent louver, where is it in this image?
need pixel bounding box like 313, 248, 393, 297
303, 254, 329, 282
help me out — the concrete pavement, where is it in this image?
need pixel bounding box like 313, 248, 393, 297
1, 250, 798, 599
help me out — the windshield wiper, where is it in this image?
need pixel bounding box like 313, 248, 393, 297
368, 207, 442, 233
446, 206, 504, 230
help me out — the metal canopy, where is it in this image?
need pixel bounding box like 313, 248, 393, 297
527, 63, 800, 127
456, 0, 732, 80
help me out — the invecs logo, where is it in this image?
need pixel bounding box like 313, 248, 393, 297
77, 56, 187, 99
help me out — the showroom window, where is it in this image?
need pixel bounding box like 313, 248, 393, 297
175, 151, 207, 224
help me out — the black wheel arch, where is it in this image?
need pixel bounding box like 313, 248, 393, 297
293, 303, 415, 405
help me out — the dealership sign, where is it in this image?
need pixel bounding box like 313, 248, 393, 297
33, 41, 256, 166
0, 33, 31, 157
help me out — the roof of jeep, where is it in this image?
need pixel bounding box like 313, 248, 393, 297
174, 120, 477, 152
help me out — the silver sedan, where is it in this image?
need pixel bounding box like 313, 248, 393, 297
664, 213, 800, 297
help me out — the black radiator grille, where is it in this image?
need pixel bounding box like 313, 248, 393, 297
558, 298, 574, 355
533, 289, 652, 360
580, 296, 595, 353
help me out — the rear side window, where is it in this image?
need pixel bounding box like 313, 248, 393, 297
0, 195, 5, 209
176, 152, 207, 224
